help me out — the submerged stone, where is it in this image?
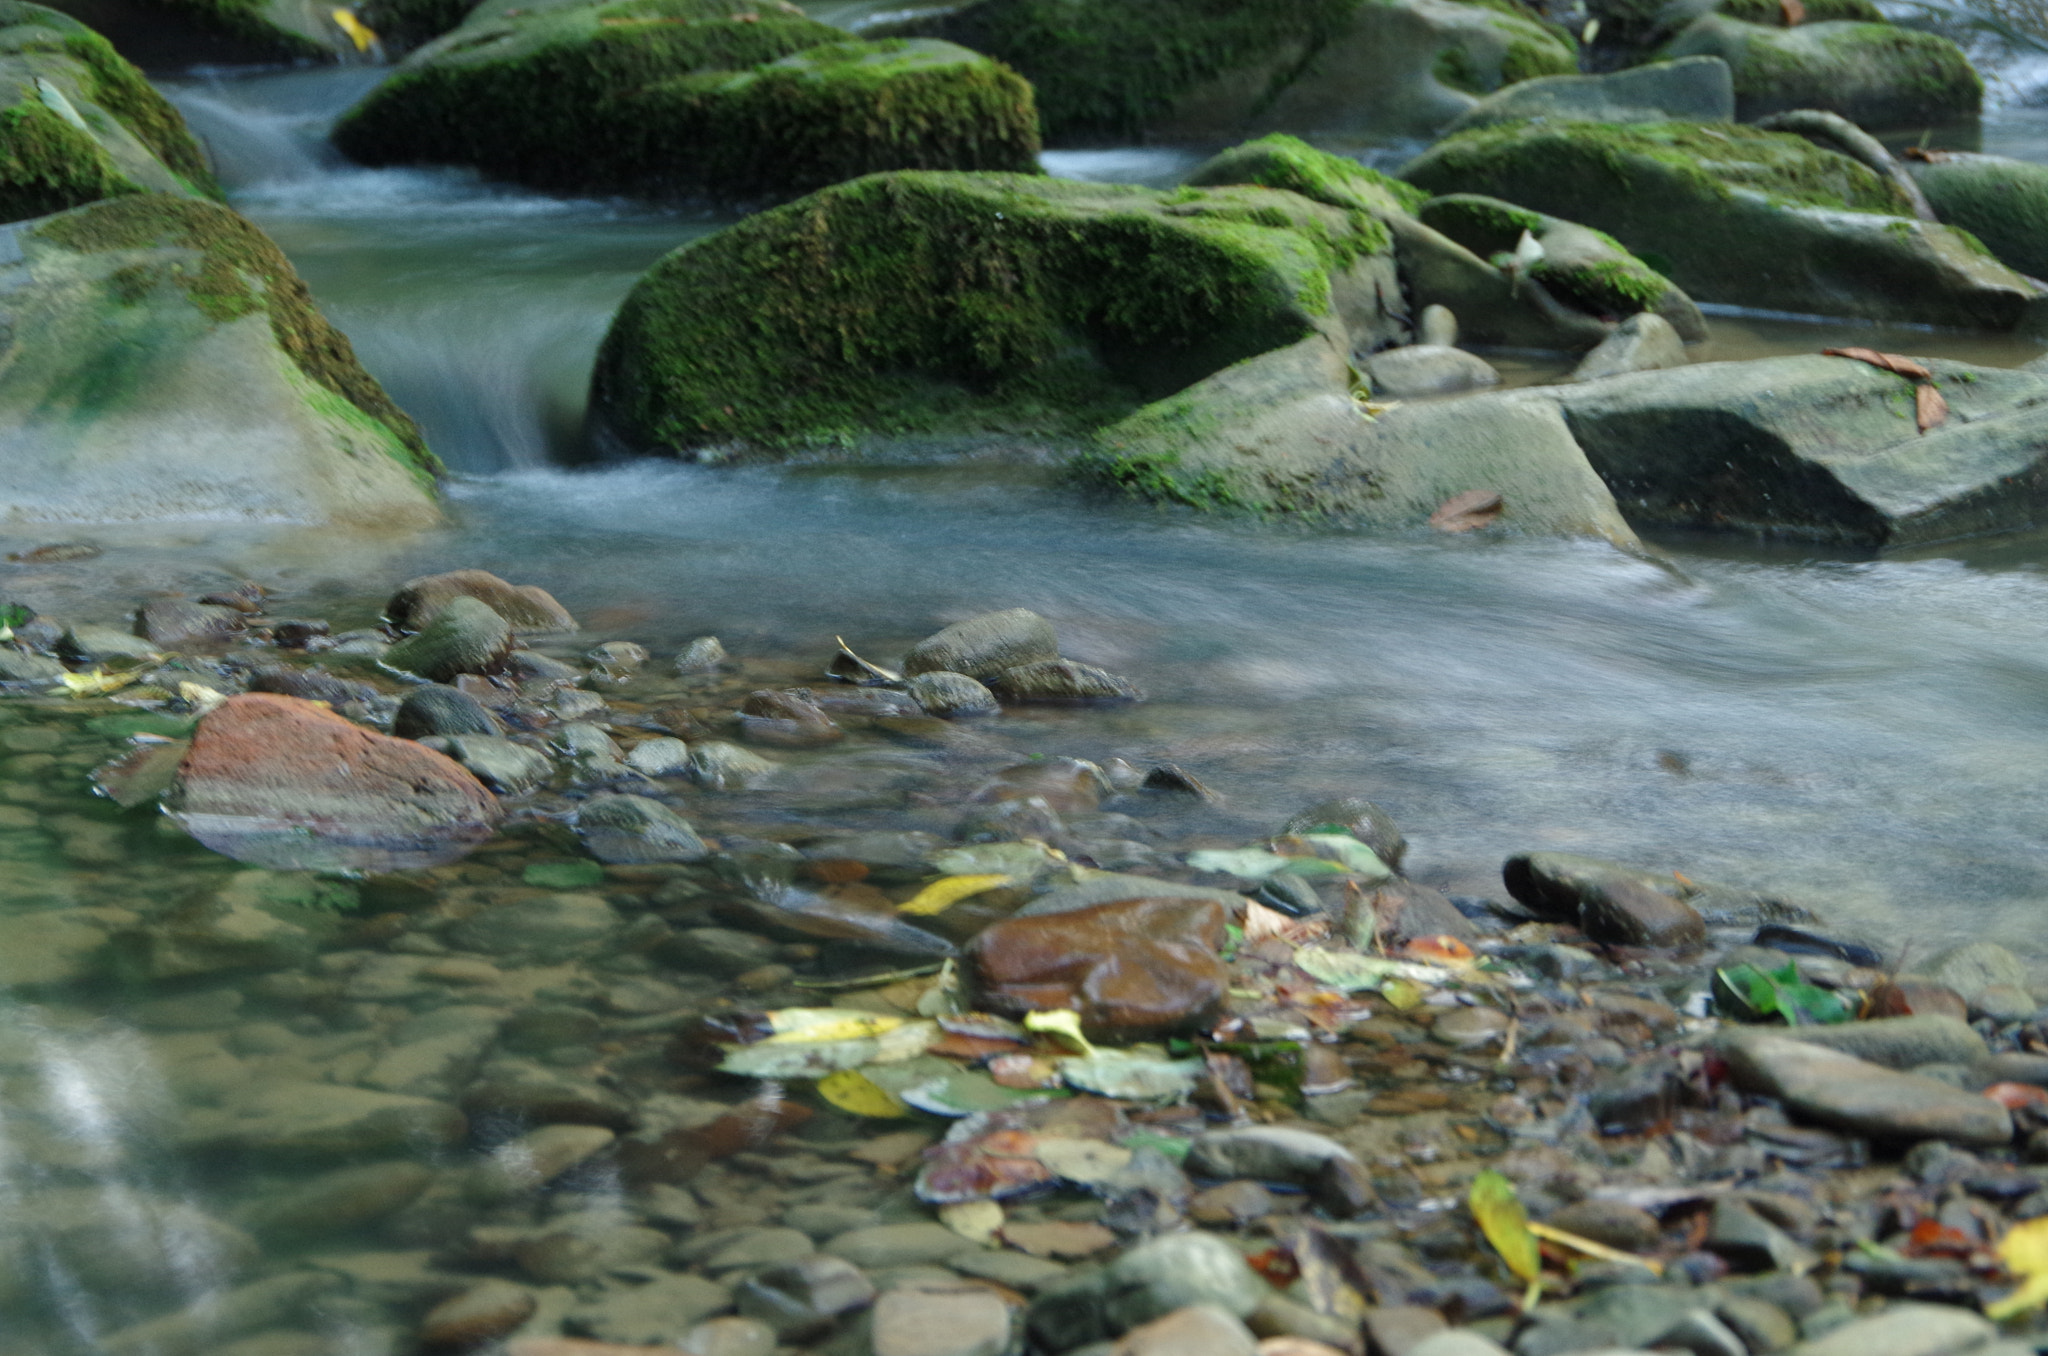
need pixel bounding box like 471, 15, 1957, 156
969, 895, 1229, 1040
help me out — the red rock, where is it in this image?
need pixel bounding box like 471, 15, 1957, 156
172, 693, 500, 872
968, 897, 1229, 1041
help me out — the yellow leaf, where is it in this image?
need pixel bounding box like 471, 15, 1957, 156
762, 1009, 906, 1044
899, 873, 1012, 917
330, 7, 378, 50
1023, 1008, 1095, 1056
178, 682, 226, 715
1470, 1170, 1543, 1296
52, 668, 135, 699
1527, 1221, 1662, 1275
1382, 977, 1425, 1011
1990, 1216, 2048, 1318
940, 1199, 1004, 1243
816, 1069, 909, 1119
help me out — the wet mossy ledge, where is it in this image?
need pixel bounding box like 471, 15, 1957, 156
1400, 120, 2048, 331
0, 1, 220, 221
0, 192, 441, 526
330, 0, 1040, 200
587, 170, 1403, 457
889, 0, 1577, 141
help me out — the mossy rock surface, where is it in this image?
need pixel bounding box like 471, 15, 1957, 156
1661, 15, 1981, 127
1401, 120, 2047, 329
333, 0, 1036, 198
39, 0, 354, 64
893, 0, 1573, 142
359, 0, 477, 50
1716, 0, 1883, 23
589, 169, 1404, 457
0, 2, 219, 221
1909, 152, 2048, 282
0, 193, 439, 525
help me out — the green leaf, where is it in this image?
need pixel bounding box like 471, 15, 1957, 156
1470, 1169, 1542, 1295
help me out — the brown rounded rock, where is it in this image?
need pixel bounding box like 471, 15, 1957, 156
422, 1278, 538, 1348
969, 896, 1229, 1041
171, 693, 501, 872
387, 568, 578, 634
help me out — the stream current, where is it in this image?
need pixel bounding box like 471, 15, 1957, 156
0, 27, 2043, 1352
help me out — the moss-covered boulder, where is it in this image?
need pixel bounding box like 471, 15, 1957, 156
359, 0, 478, 51
1184, 133, 1647, 350
893, 0, 1575, 142
1908, 152, 2048, 282
1550, 354, 2048, 547
1661, 15, 1981, 127
1585, 0, 1880, 66
332, 0, 1039, 199
1083, 335, 1641, 542
0, 193, 440, 526
589, 170, 1408, 457
1402, 120, 2047, 330
1417, 194, 1706, 339
40, 0, 370, 65
1442, 53, 1733, 133
0, 2, 218, 221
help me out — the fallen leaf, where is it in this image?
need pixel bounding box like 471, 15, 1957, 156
1822, 346, 1932, 380
899, 873, 1013, 916
1916, 381, 1948, 433
987, 1053, 1064, 1089
1059, 1049, 1203, 1101
1779, 0, 1803, 23
1985, 1082, 2048, 1111
1905, 1217, 1977, 1257
53, 668, 137, 698
816, 1068, 911, 1119
1033, 1136, 1133, 1182
1470, 1169, 1543, 1307
1989, 1216, 2048, 1318
1023, 1009, 1095, 1055
940, 1198, 1004, 1243
1381, 978, 1426, 1010
1430, 489, 1505, 533
1001, 1220, 1118, 1258
1243, 899, 1294, 942
1292, 946, 1448, 992
1398, 935, 1475, 964
330, 6, 378, 51
760, 1009, 909, 1044
92, 740, 189, 809
1527, 1221, 1663, 1274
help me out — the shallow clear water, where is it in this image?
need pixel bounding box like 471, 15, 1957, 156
0, 40, 2046, 1356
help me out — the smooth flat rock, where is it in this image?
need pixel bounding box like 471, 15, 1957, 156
1715, 1015, 1987, 1070
1444, 55, 1735, 133
1720, 1034, 2013, 1146
1784, 1302, 1995, 1356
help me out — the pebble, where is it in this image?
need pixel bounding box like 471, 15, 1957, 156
419, 1279, 538, 1347
1721, 1034, 2014, 1146
733, 1254, 876, 1339
824, 1221, 974, 1269
1106, 1231, 1267, 1329
688, 1225, 817, 1272
1784, 1302, 1994, 1356
1112, 1304, 1259, 1356
1433, 1005, 1509, 1047
871, 1283, 1015, 1356
563, 1273, 732, 1345
679, 1316, 776, 1356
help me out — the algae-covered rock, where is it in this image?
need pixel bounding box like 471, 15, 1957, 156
1441, 54, 1734, 133
1660, 15, 1981, 128
897, 0, 1574, 141
1081, 334, 1641, 544
1183, 134, 1627, 350
333, 0, 1037, 199
0, 2, 218, 222
1417, 193, 1706, 339
0, 193, 440, 526
1402, 120, 2048, 330
1908, 152, 2048, 282
1550, 354, 2048, 547
589, 170, 1405, 457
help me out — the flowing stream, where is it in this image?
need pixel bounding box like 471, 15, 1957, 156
0, 29, 2046, 1352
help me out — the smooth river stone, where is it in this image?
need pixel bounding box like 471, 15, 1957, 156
170, 693, 500, 872
1720, 1033, 2013, 1146
386, 568, 578, 634
969, 896, 1228, 1041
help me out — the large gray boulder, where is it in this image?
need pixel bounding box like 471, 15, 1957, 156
1550, 353, 2048, 548
1441, 54, 1734, 133
1907, 152, 2048, 282
1661, 15, 1981, 129
0, 194, 440, 527
1403, 120, 2048, 332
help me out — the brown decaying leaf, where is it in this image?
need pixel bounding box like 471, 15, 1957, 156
1917, 381, 1948, 432
1822, 347, 1932, 380
1779, 0, 1804, 24
1430, 489, 1505, 533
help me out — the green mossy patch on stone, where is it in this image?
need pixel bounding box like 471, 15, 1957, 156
1182, 133, 1429, 218
590, 171, 1388, 457
332, 0, 846, 191
0, 99, 134, 222
624, 38, 1040, 198
57, 31, 220, 196
31, 194, 438, 485
1403, 118, 1911, 216
896, 0, 1363, 138
1663, 16, 1981, 126
1420, 193, 1674, 314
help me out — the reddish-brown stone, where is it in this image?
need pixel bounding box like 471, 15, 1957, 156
173, 693, 501, 871
386, 568, 578, 634
968, 897, 1229, 1041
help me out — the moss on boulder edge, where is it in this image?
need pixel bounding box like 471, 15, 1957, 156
1401, 120, 2047, 330
892, 0, 1573, 142
1908, 153, 2048, 283
33, 193, 435, 483
1661, 15, 1981, 128
333, 0, 1037, 198
0, 3, 220, 221
40, 0, 349, 63
588, 170, 1405, 457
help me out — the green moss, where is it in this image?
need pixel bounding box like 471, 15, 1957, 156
32, 194, 439, 483
1667, 16, 1981, 125
1717, 0, 1883, 21
334, 0, 846, 191
630, 39, 1040, 199
1183, 133, 1431, 217
1404, 119, 1912, 216
1432, 44, 1483, 93
0, 99, 135, 224
897, 0, 1362, 139
1499, 34, 1573, 83
1418, 192, 1673, 317
590, 171, 1386, 456
1069, 448, 1261, 511
58, 33, 220, 198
